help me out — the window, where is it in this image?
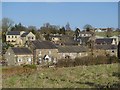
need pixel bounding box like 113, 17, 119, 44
18, 58, 22, 62
82, 34, 84, 36
12, 40, 15, 42
15, 36, 17, 38
49, 51, 51, 54
112, 51, 114, 53
28, 37, 30, 39
79, 53, 81, 56
8, 53, 10, 55
28, 58, 31, 62
12, 36, 14, 38
39, 51, 41, 56
8, 36, 10, 38
39, 58, 42, 63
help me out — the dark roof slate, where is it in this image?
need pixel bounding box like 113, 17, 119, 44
95, 45, 117, 50
21, 32, 29, 37
32, 40, 57, 49
95, 38, 113, 44
7, 31, 20, 35
11, 47, 32, 55
58, 46, 88, 53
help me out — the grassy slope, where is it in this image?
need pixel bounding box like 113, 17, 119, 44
95, 31, 119, 37
2, 63, 119, 88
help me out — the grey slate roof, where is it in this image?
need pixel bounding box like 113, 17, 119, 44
7, 31, 21, 35
95, 38, 113, 44
95, 45, 117, 50
32, 40, 57, 49
11, 47, 32, 55
58, 46, 88, 53
21, 32, 29, 37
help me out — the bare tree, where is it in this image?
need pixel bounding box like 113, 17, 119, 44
87, 31, 95, 56
2, 18, 14, 32
2, 18, 14, 42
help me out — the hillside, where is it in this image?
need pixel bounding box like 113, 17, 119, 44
95, 31, 119, 37
2, 63, 120, 88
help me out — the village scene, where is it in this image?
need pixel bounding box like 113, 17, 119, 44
0, 1, 120, 89
1, 22, 119, 66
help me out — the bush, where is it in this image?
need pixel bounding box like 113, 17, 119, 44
56, 55, 119, 67
23, 64, 37, 69
56, 59, 74, 67
108, 56, 119, 63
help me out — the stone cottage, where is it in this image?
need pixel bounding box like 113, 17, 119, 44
4, 47, 33, 66
58, 46, 88, 59
29, 40, 59, 64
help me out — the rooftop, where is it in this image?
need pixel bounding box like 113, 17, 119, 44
95, 38, 114, 44
7, 31, 21, 35
95, 45, 117, 50
58, 46, 88, 53
11, 47, 32, 55
21, 32, 29, 37
32, 40, 57, 49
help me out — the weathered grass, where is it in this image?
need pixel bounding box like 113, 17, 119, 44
95, 31, 119, 37
2, 63, 120, 88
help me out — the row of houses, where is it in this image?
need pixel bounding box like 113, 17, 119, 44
4, 30, 118, 66
4, 40, 117, 66
4, 40, 89, 66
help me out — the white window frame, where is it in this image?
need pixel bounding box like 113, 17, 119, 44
28, 58, 32, 62
18, 58, 22, 62
79, 53, 82, 56
49, 51, 51, 55
39, 51, 42, 56
8, 53, 10, 55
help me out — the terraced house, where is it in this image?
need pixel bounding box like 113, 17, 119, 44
58, 46, 88, 59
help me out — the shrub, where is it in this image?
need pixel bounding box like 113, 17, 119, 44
23, 64, 37, 69
56, 59, 74, 67
56, 55, 119, 67
108, 56, 119, 63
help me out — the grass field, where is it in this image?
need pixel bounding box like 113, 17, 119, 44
2, 63, 120, 88
95, 31, 119, 37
